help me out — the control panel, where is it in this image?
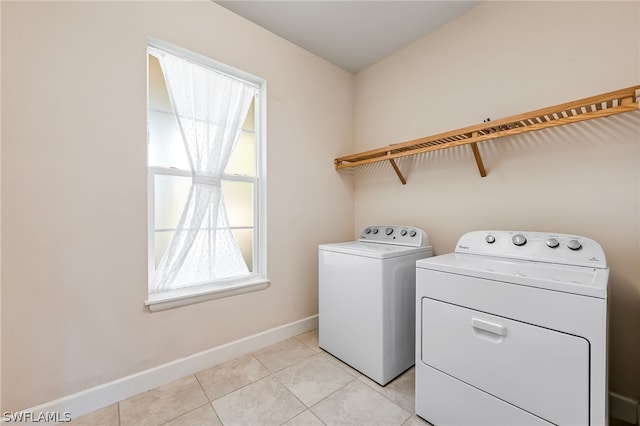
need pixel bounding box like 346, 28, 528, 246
359, 225, 429, 247
456, 230, 607, 268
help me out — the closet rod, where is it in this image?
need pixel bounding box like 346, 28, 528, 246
335, 85, 640, 183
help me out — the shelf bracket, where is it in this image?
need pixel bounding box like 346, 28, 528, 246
388, 156, 407, 185
470, 132, 487, 177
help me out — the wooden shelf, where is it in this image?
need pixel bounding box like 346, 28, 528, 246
335, 85, 640, 184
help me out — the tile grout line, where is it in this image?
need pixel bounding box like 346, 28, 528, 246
249, 333, 333, 425
306, 375, 360, 418
268, 354, 329, 425
117, 332, 325, 426
190, 373, 225, 425
120, 329, 417, 426
156, 400, 211, 426
357, 373, 416, 414
191, 353, 276, 413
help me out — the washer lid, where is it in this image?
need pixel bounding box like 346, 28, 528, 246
319, 241, 433, 260
416, 252, 608, 298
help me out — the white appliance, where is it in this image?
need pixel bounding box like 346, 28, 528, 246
416, 230, 608, 426
319, 225, 433, 385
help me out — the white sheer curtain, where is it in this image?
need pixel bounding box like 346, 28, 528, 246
149, 47, 256, 294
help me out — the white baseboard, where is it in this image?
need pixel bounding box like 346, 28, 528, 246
610, 391, 640, 425
14, 315, 318, 425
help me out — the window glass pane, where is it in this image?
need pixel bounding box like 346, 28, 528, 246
148, 53, 189, 170
155, 230, 173, 268
242, 98, 255, 132
222, 180, 253, 227
155, 174, 191, 230
148, 111, 190, 169
232, 228, 253, 272
148, 54, 172, 113
225, 130, 255, 176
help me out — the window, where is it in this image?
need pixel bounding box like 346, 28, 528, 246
146, 40, 267, 311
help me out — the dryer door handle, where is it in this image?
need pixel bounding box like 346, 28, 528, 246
471, 318, 507, 336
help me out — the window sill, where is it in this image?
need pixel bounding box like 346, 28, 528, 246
145, 277, 270, 312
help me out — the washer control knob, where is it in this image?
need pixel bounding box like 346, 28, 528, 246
546, 238, 560, 248
385, 227, 394, 236
409, 230, 417, 237
365, 227, 372, 234
567, 239, 582, 251
512, 234, 527, 246
485, 235, 496, 244
400, 229, 408, 236
372, 228, 379, 234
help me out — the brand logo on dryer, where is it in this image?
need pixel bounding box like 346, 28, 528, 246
458, 245, 470, 250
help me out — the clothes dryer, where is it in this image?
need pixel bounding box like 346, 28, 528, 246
319, 225, 432, 385
416, 230, 608, 425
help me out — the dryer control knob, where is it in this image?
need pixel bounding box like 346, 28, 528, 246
512, 234, 527, 246
400, 229, 408, 236
485, 235, 496, 244
546, 238, 560, 248
567, 239, 582, 251
372, 228, 379, 234
365, 227, 372, 234
385, 227, 394, 236
409, 230, 417, 237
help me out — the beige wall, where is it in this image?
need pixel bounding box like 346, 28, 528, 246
353, 1, 640, 398
1, 1, 354, 411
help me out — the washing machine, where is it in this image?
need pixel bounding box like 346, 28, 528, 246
319, 225, 433, 385
415, 230, 609, 426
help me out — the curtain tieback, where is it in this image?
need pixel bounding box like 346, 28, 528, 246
192, 174, 221, 186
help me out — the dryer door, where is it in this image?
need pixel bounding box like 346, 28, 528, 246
421, 297, 589, 426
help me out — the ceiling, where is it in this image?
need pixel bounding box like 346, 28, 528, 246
215, 1, 481, 74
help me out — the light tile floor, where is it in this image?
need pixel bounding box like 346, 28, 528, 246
68, 329, 433, 426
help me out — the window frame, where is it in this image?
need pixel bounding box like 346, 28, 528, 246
145, 37, 268, 312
